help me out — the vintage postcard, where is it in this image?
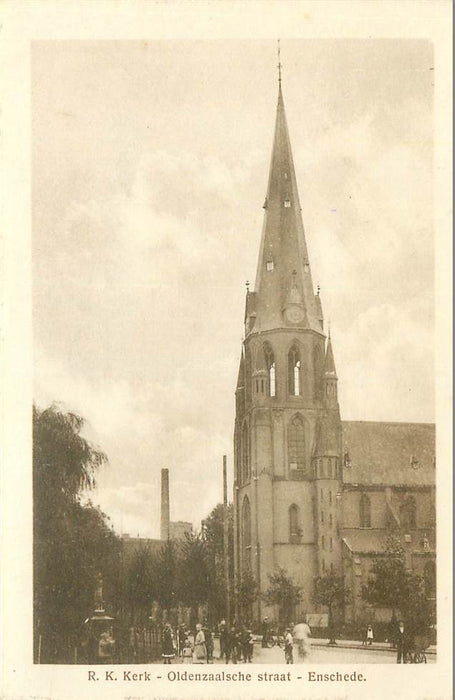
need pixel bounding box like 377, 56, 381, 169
1, 2, 452, 700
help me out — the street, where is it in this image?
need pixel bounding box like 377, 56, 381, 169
160, 638, 435, 666
236, 642, 435, 664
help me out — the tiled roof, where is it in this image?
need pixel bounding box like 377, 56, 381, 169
342, 529, 435, 555
341, 421, 435, 487
342, 530, 388, 554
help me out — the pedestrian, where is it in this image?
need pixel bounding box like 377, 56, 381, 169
182, 636, 193, 664
202, 622, 214, 663
284, 628, 294, 664
396, 620, 410, 664
246, 629, 254, 663
261, 617, 269, 648
240, 626, 249, 663
178, 625, 186, 656
226, 626, 238, 664
161, 623, 175, 664
366, 624, 374, 646
219, 619, 228, 659
292, 618, 311, 662
193, 623, 207, 664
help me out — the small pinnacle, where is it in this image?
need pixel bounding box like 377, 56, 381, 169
277, 39, 282, 86
246, 280, 250, 292
317, 285, 321, 296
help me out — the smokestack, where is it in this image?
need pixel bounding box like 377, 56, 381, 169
160, 468, 170, 541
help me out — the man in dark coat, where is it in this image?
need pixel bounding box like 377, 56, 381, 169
261, 617, 269, 648
396, 620, 410, 664
202, 622, 214, 663
225, 626, 239, 664
218, 620, 227, 659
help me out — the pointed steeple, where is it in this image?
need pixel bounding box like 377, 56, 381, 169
252, 78, 320, 334
236, 348, 245, 390
324, 332, 337, 378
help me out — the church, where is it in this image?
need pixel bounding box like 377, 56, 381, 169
232, 73, 435, 626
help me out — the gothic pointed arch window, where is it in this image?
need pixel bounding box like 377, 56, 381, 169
288, 344, 302, 396
241, 496, 252, 571
289, 504, 301, 543
242, 422, 250, 482
288, 414, 305, 472
359, 493, 371, 528
264, 343, 276, 397
400, 495, 417, 530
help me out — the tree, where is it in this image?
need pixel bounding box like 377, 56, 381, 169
178, 532, 212, 628
202, 502, 234, 623
263, 567, 303, 626
125, 548, 155, 624
33, 404, 120, 662
235, 569, 259, 625
153, 539, 179, 617
362, 535, 431, 636
312, 573, 350, 644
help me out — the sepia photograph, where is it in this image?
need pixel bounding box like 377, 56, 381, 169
31, 37, 436, 667
0, 3, 451, 700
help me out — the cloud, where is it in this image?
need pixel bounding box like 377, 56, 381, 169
336, 300, 434, 422
33, 42, 434, 537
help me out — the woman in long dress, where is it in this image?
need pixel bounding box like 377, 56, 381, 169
161, 623, 175, 664
192, 624, 207, 664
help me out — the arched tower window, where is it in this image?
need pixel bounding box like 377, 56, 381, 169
288, 344, 302, 396
288, 414, 305, 471
359, 493, 371, 528
400, 495, 417, 530
289, 504, 301, 543
241, 496, 252, 571
264, 344, 276, 397
242, 422, 249, 482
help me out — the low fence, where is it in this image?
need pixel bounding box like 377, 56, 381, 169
35, 622, 163, 664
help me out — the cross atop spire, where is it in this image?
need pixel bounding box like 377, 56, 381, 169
277, 39, 282, 86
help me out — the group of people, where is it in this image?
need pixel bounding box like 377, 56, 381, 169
158, 616, 422, 665
161, 622, 214, 664
283, 620, 312, 664
218, 620, 254, 663
161, 620, 255, 664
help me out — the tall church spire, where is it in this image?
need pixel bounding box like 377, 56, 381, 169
251, 67, 320, 334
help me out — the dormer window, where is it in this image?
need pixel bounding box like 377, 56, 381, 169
266, 260, 274, 272
284, 199, 291, 208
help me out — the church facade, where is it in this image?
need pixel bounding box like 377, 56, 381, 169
232, 79, 435, 625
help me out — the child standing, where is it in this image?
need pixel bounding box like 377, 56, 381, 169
284, 628, 294, 664
182, 637, 193, 663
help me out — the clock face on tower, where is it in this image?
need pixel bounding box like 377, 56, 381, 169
285, 305, 305, 324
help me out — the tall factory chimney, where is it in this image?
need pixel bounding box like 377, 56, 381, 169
160, 468, 170, 541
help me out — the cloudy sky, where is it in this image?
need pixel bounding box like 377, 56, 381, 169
32, 39, 434, 538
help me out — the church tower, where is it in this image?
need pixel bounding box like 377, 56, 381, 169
233, 67, 342, 621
